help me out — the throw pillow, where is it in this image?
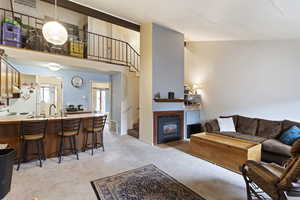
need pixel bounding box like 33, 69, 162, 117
217, 117, 236, 132
279, 126, 300, 145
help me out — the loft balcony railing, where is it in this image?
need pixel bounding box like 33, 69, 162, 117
0, 8, 140, 72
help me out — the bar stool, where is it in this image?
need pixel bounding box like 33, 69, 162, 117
57, 118, 81, 163
17, 120, 48, 171
83, 115, 107, 155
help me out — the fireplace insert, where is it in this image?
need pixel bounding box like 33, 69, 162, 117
157, 115, 181, 144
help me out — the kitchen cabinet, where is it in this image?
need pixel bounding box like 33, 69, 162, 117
1, 59, 7, 98
7, 66, 13, 98
0, 58, 20, 98
11, 67, 20, 88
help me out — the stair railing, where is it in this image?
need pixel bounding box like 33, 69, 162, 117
0, 8, 140, 73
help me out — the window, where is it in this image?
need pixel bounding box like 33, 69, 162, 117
94, 88, 107, 113
40, 85, 56, 104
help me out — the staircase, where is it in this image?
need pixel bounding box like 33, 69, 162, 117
127, 121, 139, 139
0, 8, 140, 73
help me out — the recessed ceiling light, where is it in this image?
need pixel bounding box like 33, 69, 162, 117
47, 63, 62, 71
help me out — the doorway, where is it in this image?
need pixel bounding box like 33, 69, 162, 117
91, 81, 110, 114
36, 76, 63, 116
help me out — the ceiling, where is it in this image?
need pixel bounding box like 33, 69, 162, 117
71, 0, 300, 41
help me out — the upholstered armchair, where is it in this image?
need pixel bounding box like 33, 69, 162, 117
241, 139, 300, 200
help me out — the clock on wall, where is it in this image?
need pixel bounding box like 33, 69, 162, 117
71, 76, 83, 88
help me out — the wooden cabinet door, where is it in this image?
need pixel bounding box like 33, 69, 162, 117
12, 68, 15, 86
15, 70, 20, 87
1, 60, 7, 98
7, 66, 13, 98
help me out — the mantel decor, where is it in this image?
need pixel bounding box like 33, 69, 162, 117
153, 98, 185, 103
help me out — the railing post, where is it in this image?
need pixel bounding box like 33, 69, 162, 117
125, 43, 128, 66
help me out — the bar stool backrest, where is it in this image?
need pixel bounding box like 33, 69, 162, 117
61, 118, 81, 136
93, 115, 107, 133
20, 120, 48, 139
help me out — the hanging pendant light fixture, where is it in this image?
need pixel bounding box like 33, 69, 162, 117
42, 0, 68, 45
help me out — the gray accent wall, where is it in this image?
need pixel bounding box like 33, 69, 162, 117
152, 24, 185, 112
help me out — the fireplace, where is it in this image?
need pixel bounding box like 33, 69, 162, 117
153, 111, 184, 144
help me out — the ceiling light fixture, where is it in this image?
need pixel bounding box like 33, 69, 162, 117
42, 0, 68, 45
47, 63, 62, 71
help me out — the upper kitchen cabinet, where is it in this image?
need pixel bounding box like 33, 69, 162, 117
0, 57, 21, 99
0, 59, 7, 98
7, 66, 13, 98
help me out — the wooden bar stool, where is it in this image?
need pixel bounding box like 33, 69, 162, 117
58, 118, 81, 163
17, 120, 48, 170
83, 115, 107, 155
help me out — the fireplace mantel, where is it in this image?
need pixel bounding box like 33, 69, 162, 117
153, 110, 184, 145
153, 98, 185, 103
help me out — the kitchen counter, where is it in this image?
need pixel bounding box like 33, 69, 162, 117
0, 113, 108, 161
65, 111, 93, 115
0, 113, 105, 124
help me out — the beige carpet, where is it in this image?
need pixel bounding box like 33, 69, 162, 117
4, 131, 298, 200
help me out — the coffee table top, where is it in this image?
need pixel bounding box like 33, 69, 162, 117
191, 132, 260, 150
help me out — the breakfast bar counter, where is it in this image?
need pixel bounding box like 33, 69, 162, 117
0, 113, 104, 124
0, 113, 106, 160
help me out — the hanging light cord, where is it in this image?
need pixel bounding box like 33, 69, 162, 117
54, 0, 57, 20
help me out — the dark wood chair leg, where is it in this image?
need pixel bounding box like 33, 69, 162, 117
73, 135, 79, 160
36, 140, 42, 168
69, 137, 75, 154
92, 132, 95, 156
58, 136, 64, 163
101, 133, 105, 152
83, 131, 88, 152
17, 140, 26, 171
24, 140, 28, 162
241, 164, 253, 200
41, 140, 46, 161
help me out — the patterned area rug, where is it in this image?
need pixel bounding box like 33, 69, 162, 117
91, 164, 205, 200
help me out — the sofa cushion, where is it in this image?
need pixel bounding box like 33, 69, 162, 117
218, 132, 266, 143
217, 118, 236, 132
220, 115, 239, 127
257, 119, 282, 139
237, 116, 258, 136
279, 126, 300, 145
262, 139, 292, 157
204, 119, 220, 132
219, 132, 237, 138
234, 133, 266, 143
282, 120, 300, 132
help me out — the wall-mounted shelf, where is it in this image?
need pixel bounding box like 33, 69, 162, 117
153, 98, 185, 103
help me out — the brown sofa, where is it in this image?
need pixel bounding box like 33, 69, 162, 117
203, 115, 300, 165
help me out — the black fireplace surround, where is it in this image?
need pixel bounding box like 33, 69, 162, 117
157, 115, 181, 144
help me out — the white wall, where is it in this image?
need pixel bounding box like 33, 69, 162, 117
139, 23, 153, 144
185, 40, 300, 122
111, 72, 122, 134
111, 71, 139, 135
112, 24, 140, 53
124, 71, 139, 129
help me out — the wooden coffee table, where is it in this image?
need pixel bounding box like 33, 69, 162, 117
190, 132, 261, 173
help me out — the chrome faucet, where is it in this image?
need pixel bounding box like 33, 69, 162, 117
49, 104, 57, 116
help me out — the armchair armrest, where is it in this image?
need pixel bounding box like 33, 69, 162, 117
242, 160, 281, 199
244, 160, 280, 183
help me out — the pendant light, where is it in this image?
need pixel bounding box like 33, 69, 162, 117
42, 0, 68, 45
